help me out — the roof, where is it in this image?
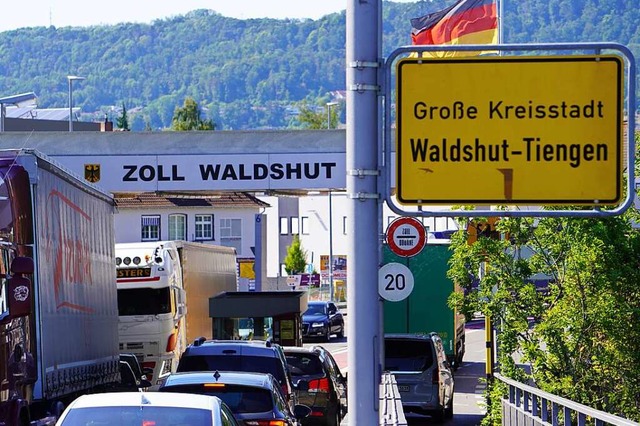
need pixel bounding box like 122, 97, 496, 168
114, 191, 269, 209
65, 391, 222, 410
209, 291, 308, 318
163, 371, 274, 389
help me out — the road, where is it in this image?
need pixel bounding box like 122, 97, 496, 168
305, 314, 487, 425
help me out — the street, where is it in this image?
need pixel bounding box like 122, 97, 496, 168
305, 312, 487, 425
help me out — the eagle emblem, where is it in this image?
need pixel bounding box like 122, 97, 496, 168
84, 164, 100, 183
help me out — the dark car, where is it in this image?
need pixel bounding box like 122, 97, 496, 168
284, 346, 348, 426
119, 353, 153, 389
159, 371, 311, 425
302, 301, 345, 342
384, 333, 454, 423
177, 338, 300, 411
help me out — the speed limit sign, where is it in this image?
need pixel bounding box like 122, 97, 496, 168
378, 262, 414, 302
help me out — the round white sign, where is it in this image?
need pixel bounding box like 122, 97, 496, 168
378, 262, 414, 302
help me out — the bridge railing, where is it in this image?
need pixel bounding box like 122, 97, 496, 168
496, 373, 640, 426
379, 373, 408, 426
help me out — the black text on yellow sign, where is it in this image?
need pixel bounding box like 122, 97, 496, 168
395, 55, 623, 205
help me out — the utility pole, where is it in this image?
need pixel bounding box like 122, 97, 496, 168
346, 0, 381, 424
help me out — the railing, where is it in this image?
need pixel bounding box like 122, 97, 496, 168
496, 373, 640, 426
379, 373, 408, 425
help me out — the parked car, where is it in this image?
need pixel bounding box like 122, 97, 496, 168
384, 333, 454, 423
284, 345, 348, 426
301, 301, 345, 342
160, 370, 312, 425
177, 338, 300, 411
55, 391, 239, 425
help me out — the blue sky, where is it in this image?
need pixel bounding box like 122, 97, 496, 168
0, 0, 416, 32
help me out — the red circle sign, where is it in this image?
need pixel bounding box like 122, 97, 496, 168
386, 217, 427, 257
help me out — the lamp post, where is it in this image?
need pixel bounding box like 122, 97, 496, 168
326, 101, 338, 301
67, 75, 85, 132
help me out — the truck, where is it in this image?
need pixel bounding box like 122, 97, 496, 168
0, 149, 121, 425
383, 241, 466, 369
115, 241, 238, 387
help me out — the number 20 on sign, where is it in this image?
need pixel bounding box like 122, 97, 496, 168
378, 262, 414, 302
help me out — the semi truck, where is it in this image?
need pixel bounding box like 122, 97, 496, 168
0, 149, 121, 425
116, 241, 238, 387
383, 241, 466, 369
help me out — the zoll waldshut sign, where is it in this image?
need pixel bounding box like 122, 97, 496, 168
396, 55, 623, 205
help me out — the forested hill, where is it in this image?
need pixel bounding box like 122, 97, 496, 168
0, 0, 638, 130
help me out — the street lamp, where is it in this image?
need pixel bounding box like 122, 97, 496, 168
325, 102, 338, 301
67, 75, 85, 132
0, 92, 38, 132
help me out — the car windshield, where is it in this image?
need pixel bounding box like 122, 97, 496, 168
160, 384, 273, 414
384, 339, 434, 372
59, 406, 213, 426
285, 353, 324, 377
303, 304, 326, 316
177, 355, 285, 384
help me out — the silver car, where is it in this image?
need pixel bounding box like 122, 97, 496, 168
384, 333, 454, 423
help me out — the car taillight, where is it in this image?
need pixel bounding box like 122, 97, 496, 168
244, 421, 286, 426
308, 377, 330, 393
432, 364, 440, 384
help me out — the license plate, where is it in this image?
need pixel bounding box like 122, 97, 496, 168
397, 385, 410, 392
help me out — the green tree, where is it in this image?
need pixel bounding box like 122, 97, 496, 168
447, 182, 640, 424
283, 235, 308, 275
296, 103, 340, 129
116, 102, 130, 131
171, 97, 215, 131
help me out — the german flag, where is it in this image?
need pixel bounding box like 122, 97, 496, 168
411, 0, 497, 57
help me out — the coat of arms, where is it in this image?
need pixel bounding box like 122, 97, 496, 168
84, 164, 100, 183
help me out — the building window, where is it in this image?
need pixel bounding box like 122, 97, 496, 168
220, 218, 242, 253
195, 214, 213, 240
301, 217, 309, 235
291, 217, 300, 235
168, 214, 187, 241
342, 216, 347, 235
141, 215, 160, 241
279, 217, 289, 235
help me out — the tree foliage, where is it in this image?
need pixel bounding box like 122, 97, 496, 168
447, 137, 640, 423
116, 102, 130, 130
1, 1, 637, 130
171, 97, 215, 131
284, 235, 308, 275
296, 103, 341, 129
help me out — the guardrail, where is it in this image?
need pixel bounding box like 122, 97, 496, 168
496, 373, 640, 426
379, 373, 408, 425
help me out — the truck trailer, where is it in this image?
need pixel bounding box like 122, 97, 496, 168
383, 241, 466, 368
0, 149, 121, 425
116, 241, 237, 387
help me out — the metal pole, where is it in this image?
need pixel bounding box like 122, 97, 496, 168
326, 102, 338, 301
329, 190, 334, 301
68, 76, 85, 132
0, 104, 5, 132
347, 0, 381, 423
68, 78, 73, 132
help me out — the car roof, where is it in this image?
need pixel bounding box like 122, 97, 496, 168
186, 340, 281, 356
164, 371, 274, 389
66, 392, 222, 411
283, 346, 324, 355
